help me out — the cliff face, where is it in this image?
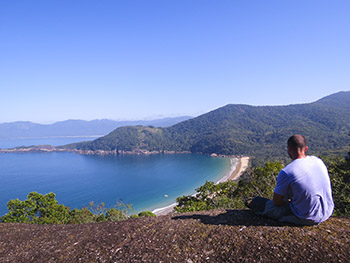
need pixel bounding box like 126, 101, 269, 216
0, 209, 349, 262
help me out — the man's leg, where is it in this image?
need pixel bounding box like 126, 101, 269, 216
247, 196, 318, 225
246, 196, 270, 213
261, 198, 294, 220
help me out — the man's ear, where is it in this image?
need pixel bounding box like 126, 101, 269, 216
304, 145, 308, 153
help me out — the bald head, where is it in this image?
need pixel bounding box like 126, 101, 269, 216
287, 135, 308, 159
288, 135, 307, 150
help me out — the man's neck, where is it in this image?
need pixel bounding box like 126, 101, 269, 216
295, 148, 307, 159
291, 152, 307, 160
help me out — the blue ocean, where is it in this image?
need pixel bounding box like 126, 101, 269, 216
0, 138, 233, 216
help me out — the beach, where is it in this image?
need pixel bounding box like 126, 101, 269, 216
153, 156, 250, 216
227, 156, 250, 181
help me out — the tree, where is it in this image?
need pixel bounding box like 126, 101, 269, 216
175, 180, 238, 213
106, 208, 127, 221
325, 157, 350, 216
1, 192, 70, 224
232, 162, 282, 201
1, 192, 133, 224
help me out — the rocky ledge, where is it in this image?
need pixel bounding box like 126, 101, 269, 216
0, 209, 349, 262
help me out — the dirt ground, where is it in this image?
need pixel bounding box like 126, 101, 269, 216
0, 209, 349, 262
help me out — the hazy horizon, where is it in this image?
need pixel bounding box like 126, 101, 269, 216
0, 115, 193, 125
1, 90, 349, 125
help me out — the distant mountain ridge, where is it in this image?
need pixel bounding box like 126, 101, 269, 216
0, 117, 192, 139
65, 91, 350, 158
314, 91, 350, 110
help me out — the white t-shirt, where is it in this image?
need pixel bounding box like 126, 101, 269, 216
274, 156, 334, 223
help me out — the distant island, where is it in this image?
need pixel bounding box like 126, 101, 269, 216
58, 91, 350, 162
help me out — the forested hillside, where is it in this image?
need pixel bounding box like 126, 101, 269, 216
64, 91, 350, 159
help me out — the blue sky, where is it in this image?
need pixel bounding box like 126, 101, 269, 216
1, 1, 349, 123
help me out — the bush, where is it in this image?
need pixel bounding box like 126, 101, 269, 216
68, 208, 95, 224
1, 192, 71, 224
175, 180, 238, 213
106, 208, 128, 221
138, 211, 156, 217
325, 157, 350, 216
231, 162, 283, 203
175, 162, 283, 212
0, 193, 133, 224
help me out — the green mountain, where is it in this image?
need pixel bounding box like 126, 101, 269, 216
64, 91, 350, 159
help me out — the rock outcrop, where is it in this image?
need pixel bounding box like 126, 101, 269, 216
0, 209, 349, 262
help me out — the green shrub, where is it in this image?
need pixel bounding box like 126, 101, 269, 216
1, 193, 133, 224
325, 157, 350, 216
106, 208, 127, 221
1, 192, 71, 224
175, 162, 283, 212
175, 180, 239, 213
68, 208, 95, 224
138, 211, 156, 217
231, 162, 283, 204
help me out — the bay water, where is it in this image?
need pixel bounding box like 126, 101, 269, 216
0, 138, 233, 216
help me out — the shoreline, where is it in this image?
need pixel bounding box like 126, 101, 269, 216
228, 156, 250, 181
1, 146, 250, 216
0, 145, 191, 155
152, 156, 250, 216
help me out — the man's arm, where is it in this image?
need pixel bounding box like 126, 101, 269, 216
274, 169, 290, 206
273, 192, 286, 206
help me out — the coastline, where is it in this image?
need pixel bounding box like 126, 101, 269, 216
1, 145, 250, 216
228, 156, 250, 181
153, 156, 250, 216
0, 145, 191, 155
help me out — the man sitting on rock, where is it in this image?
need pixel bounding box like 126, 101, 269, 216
246, 134, 334, 225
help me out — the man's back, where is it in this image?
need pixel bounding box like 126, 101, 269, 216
275, 156, 334, 223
